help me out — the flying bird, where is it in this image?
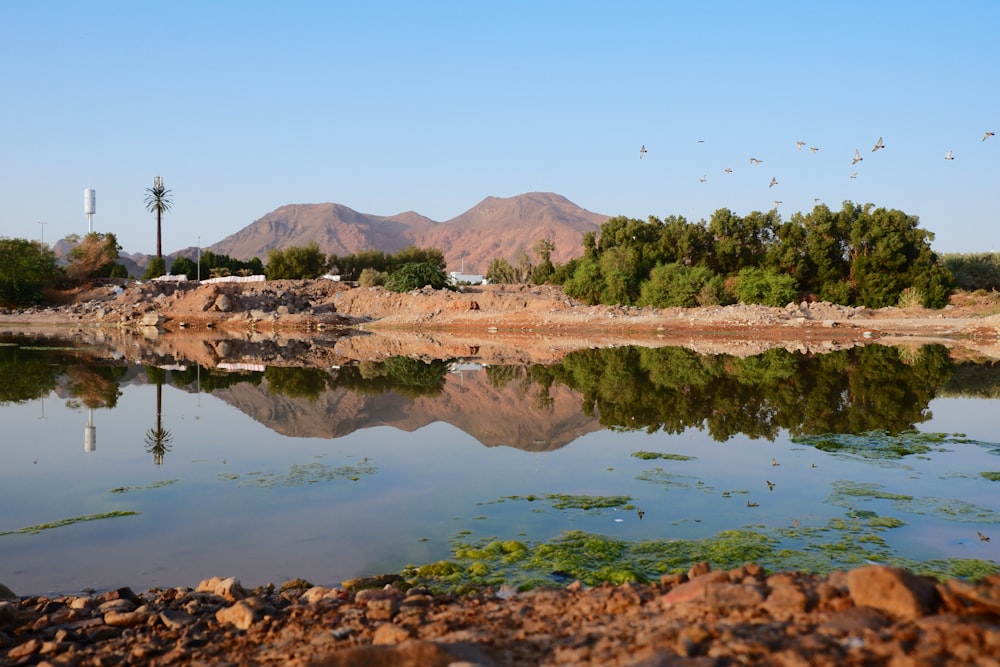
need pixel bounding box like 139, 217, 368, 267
796, 140, 805, 150
978, 530, 991, 542
700, 174, 707, 183
850, 173, 858, 179
810, 147, 819, 154
945, 150, 955, 160
813, 197, 822, 203
872, 137, 884, 152
724, 167, 733, 174
771, 457, 780, 467
639, 145, 647, 159
747, 500, 760, 507
769, 177, 778, 188
983, 132, 995, 141
766, 480, 775, 491
773, 200, 782, 209
749, 157, 762, 165
852, 149, 863, 165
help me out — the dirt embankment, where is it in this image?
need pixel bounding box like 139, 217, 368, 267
2, 279, 999, 364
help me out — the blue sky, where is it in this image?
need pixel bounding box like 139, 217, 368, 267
2, 1, 997, 257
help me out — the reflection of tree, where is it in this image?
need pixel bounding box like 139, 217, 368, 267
66, 366, 123, 409
513, 344, 957, 441
264, 367, 330, 401
0, 344, 62, 404
144, 375, 173, 465
338, 357, 449, 398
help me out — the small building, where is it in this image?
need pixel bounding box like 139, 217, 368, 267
449, 271, 485, 285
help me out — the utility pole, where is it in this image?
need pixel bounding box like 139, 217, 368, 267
36, 221, 47, 244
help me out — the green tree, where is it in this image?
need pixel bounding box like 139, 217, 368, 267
732, 266, 799, 306
384, 262, 449, 292
638, 263, 716, 307
392, 246, 446, 270
0, 238, 61, 306
563, 257, 606, 305
598, 245, 641, 305
532, 237, 556, 284
266, 243, 327, 279
143, 256, 167, 280
849, 205, 950, 308
485, 257, 521, 284
144, 176, 173, 262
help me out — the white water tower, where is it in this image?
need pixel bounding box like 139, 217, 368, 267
83, 188, 96, 232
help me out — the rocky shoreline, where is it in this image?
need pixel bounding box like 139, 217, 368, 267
3, 563, 1000, 666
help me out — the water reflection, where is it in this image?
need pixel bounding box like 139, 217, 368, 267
143, 370, 173, 465
2, 338, 999, 448
2, 334, 999, 595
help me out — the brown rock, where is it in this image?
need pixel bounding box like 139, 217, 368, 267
310, 639, 494, 667
197, 576, 248, 601
216, 600, 260, 630
846, 565, 941, 620
371, 622, 412, 645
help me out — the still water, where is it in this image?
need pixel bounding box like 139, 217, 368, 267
1, 337, 998, 596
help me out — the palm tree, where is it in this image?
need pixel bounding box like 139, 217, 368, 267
144, 378, 173, 465
144, 176, 173, 261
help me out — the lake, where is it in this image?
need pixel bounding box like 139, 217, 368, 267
1, 333, 998, 596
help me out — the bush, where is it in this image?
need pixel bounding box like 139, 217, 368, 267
0, 238, 61, 306
358, 267, 387, 287
266, 243, 326, 280
143, 256, 167, 280
638, 263, 715, 308
732, 267, 799, 307
384, 262, 450, 293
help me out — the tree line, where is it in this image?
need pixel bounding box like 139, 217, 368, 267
551, 201, 953, 309
3, 199, 999, 309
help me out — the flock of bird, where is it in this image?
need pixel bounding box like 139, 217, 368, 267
638, 130, 995, 212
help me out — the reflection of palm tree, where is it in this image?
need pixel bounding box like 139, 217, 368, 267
144, 381, 173, 465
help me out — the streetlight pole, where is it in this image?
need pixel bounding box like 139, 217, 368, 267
36, 221, 47, 244
197, 236, 201, 281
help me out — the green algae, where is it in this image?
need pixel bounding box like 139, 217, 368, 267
634, 468, 716, 494
790, 430, 963, 460
227, 461, 376, 488
981, 472, 1000, 481
546, 494, 633, 511
109, 480, 179, 493
0, 511, 139, 536
829, 480, 1000, 524
631, 451, 696, 461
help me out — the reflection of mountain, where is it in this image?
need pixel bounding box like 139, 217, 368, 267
210, 369, 600, 451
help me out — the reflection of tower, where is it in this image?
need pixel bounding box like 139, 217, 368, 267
84, 408, 96, 453
84, 188, 96, 233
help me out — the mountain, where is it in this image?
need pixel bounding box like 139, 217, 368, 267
206, 192, 608, 273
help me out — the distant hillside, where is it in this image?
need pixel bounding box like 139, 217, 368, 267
206, 192, 608, 273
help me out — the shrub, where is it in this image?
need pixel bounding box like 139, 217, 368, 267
143, 256, 167, 280
732, 267, 799, 307
638, 263, 715, 308
384, 262, 449, 293
358, 267, 387, 287
0, 238, 61, 306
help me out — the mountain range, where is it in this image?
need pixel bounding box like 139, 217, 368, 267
148, 191, 609, 275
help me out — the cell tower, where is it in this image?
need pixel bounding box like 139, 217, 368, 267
83, 187, 96, 232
